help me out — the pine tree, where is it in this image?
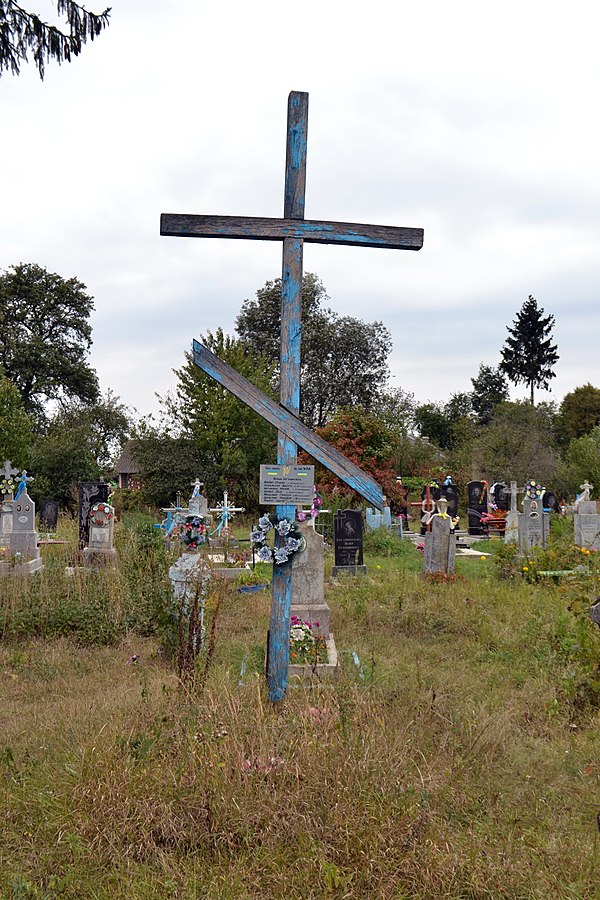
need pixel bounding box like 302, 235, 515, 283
0, 1, 110, 79
499, 295, 559, 405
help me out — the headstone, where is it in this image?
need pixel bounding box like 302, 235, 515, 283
188, 477, 213, 525
39, 500, 59, 532
574, 481, 600, 550
333, 509, 366, 575
3, 479, 43, 574
518, 480, 549, 552
504, 480, 520, 543
290, 523, 330, 637
441, 479, 459, 518
365, 506, 384, 530
491, 482, 509, 511
83, 502, 117, 566
467, 481, 488, 535
423, 497, 456, 574
78, 481, 109, 548
168, 551, 211, 651
543, 490, 561, 514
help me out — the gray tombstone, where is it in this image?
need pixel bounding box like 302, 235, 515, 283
6, 487, 43, 574
423, 498, 456, 574
574, 481, 600, 549
169, 538, 212, 652
83, 502, 117, 566
333, 509, 366, 575
504, 480, 520, 543
518, 490, 549, 553
290, 523, 330, 637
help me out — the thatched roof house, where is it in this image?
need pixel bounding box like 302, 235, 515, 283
113, 440, 141, 489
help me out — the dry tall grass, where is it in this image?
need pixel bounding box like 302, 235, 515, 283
1, 521, 599, 898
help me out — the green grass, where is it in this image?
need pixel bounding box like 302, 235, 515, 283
0, 518, 599, 898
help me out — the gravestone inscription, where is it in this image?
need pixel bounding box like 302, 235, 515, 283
333, 509, 366, 575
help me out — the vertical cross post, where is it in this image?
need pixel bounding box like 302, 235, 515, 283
268, 92, 309, 703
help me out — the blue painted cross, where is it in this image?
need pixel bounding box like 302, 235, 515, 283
160, 91, 423, 703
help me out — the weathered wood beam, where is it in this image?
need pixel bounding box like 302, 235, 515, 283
161, 214, 424, 251
192, 339, 385, 510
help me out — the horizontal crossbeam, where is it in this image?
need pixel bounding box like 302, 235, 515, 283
162, 214, 423, 251
192, 339, 385, 510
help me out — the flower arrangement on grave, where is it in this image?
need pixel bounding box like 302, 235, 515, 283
297, 485, 323, 522
289, 615, 328, 664
525, 480, 543, 500
89, 502, 113, 524
250, 514, 305, 565
179, 515, 208, 550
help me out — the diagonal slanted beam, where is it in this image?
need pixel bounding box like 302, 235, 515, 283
161, 214, 424, 251
192, 339, 385, 510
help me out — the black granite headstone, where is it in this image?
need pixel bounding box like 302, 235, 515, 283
78, 482, 109, 548
491, 482, 509, 511
39, 500, 59, 531
333, 509, 366, 575
441, 483, 459, 518
467, 480, 488, 535
543, 490, 561, 514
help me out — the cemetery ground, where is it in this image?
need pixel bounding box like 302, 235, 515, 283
1, 520, 599, 899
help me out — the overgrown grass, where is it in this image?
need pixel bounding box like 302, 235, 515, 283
1, 519, 599, 897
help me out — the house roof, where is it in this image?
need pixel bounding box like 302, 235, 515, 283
113, 439, 141, 475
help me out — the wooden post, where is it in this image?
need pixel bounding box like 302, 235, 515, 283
268, 92, 308, 704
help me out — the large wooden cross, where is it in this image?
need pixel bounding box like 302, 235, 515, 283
161, 91, 423, 702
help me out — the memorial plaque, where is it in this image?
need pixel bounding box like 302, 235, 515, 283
333, 509, 366, 575
259, 464, 314, 506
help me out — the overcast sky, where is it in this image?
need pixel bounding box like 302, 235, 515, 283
2, 0, 599, 420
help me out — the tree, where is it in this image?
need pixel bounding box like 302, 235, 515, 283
371, 386, 417, 435
0, 1, 110, 79
303, 407, 405, 507
0, 263, 99, 421
559, 384, 600, 441
499, 295, 559, 405
235, 273, 392, 428
0, 371, 33, 467
139, 329, 276, 509
460, 400, 560, 487
470, 363, 509, 423
562, 427, 600, 497
29, 392, 131, 505
414, 393, 474, 452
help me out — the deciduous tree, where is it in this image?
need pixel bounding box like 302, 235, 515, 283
559, 384, 600, 441
0, 263, 99, 421
138, 330, 276, 509
235, 273, 392, 428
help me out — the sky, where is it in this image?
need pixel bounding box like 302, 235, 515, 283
2, 0, 600, 421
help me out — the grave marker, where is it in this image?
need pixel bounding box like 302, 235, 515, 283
424, 497, 456, 575
161, 90, 423, 701
333, 509, 366, 575
574, 480, 600, 550
78, 481, 109, 549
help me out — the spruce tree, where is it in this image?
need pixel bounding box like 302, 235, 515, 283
0, 1, 110, 79
499, 295, 559, 405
